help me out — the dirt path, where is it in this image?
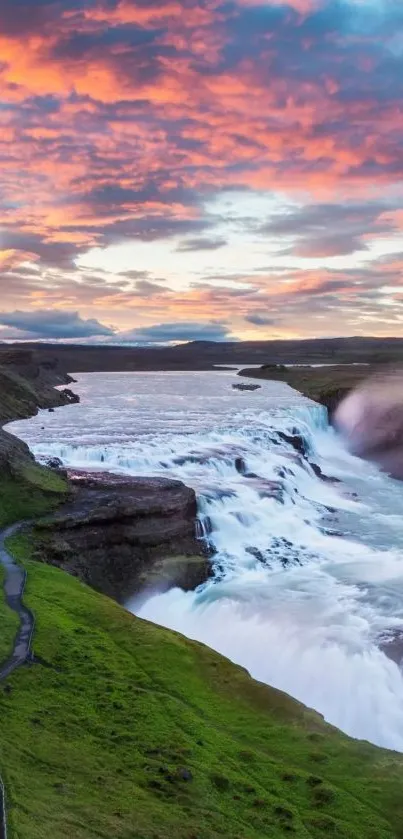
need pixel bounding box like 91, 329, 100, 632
0, 522, 34, 838
0, 524, 34, 679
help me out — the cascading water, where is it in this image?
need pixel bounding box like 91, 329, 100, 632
8, 370, 403, 750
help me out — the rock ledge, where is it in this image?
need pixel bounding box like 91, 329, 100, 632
35, 470, 210, 603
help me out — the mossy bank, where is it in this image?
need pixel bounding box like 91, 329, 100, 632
0, 349, 74, 525
2, 530, 403, 839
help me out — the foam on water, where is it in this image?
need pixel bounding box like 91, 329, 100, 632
8, 370, 403, 750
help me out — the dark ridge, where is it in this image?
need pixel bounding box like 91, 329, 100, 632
2, 336, 403, 373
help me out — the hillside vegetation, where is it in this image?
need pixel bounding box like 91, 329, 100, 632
1, 530, 403, 839
0, 351, 71, 524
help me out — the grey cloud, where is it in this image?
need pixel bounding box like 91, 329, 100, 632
0, 0, 57, 36
5, 264, 41, 276
245, 313, 277, 326
82, 181, 197, 209
259, 202, 397, 258
287, 235, 369, 258
0, 310, 115, 339
372, 251, 403, 267
88, 216, 213, 245
134, 280, 168, 296
261, 203, 389, 235
119, 321, 235, 344
188, 283, 261, 304
117, 270, 151, 280
293, 279, 358, 296
0, 229, 79, 268
176, 237, 227, 252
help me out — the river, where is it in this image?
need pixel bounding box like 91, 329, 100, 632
8, 369, 403, 751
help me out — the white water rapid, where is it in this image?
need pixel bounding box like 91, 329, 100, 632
8, 370, 403, 751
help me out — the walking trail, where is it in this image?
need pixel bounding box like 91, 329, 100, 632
0, 523, 35, 839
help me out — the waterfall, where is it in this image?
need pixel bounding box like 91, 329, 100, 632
8, 370, 403, 750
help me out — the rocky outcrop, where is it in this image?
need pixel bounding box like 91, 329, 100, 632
232, 383, 261, 391
33, 471, 210, 603
0, 351, 210, 602
312, 386, 352, 416
0, 350, 79, 475
277, 431, 308, 457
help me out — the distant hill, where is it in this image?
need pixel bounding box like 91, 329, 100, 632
2, 336, 403, 372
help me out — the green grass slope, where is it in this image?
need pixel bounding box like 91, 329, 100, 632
1, 532, 403, 839
0, 462, 69, 528
0, 361, 72, 425
0, 458, 68, 662
0, 567, 19, 663
0, 360, 71, 528
0, 366, 42, 425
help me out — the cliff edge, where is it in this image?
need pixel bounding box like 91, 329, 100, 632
0, 350, 209, 598
0, 349, 78, 474
34, 470, 210, 603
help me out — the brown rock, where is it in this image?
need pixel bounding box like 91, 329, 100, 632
34, 471, 210, 603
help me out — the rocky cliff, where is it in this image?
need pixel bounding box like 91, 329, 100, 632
0, 350, 209, 601
0, 349, 78, 474
34, 470, 210, 603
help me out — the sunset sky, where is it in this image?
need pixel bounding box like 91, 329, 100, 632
1, 0, 403, 343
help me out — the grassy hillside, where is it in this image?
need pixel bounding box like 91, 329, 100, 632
0, 463, 69, 528
0, 351, 77, 479
0, 567, 19, 663
0, 352, 71, 525
0, 462, 69, 690
0, 531, 402, 839
0, 366, 40, 424
0, 351, 72, 674
0, 361, 72, 426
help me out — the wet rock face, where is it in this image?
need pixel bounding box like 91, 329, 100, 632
34, 472, 210, 603
60, 388, 79, 404
277, 432, 308, 458
45, 457, 64, 470
334, 374, 403, 479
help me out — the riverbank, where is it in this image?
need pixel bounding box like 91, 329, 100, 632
238, 364, 377, 415
0, 350, 75, 526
